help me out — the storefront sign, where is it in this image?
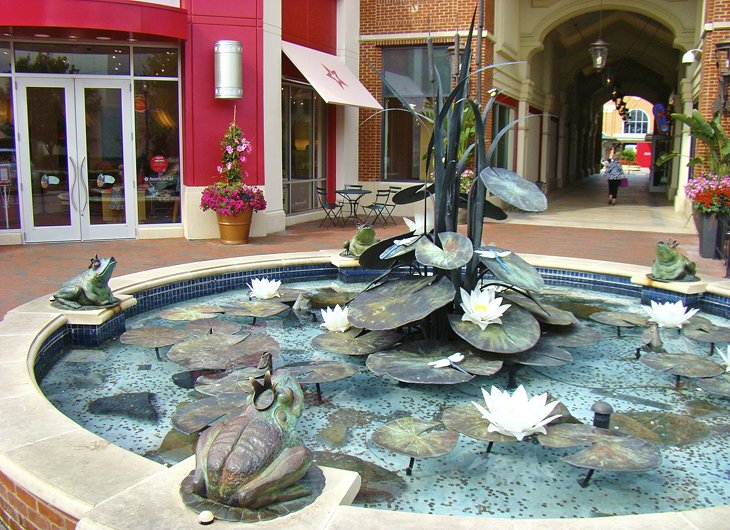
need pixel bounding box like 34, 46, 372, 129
150, 155, 168, 174
134, 96, 147, 112
653, 103, 670, 134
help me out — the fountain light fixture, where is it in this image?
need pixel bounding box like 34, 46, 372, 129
589, 1, 608, 71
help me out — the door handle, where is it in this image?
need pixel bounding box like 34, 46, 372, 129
68, 157, 79, 212
80, 157, 88, 213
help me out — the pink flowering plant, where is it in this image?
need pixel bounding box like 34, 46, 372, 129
200, 121, 267, 216
684, 173, 730, 215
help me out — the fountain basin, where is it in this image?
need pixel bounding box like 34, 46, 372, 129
1, 250, 730, 529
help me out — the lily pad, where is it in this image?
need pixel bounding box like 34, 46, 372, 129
312, 451, 406, 503
312, 327, 402, 356
348, 276, 456, 330
641, 352, 725, 378
279, 361, 358, 384
448, 304, 540, 353
441, 404, 515, 443
458, 193, 508, 221
540, 323, 603, 348
159, 305, 224, 321
696, 373, 730, 397
683, 324, 730, 343
510, 343, 574, 367
184, 318, 242, 336
590, 311, 647, 327
611, 412, 710, 446
366, 341, 500, 383
167, 333, 279, 370
194, 366, 268, 396
415, 232, 473, 270
273, 288, 309, 304
563, 435, 662, 473
379, 235, 423, 261
504, 293, 577, 326
476, 247, 545, 293
171, 393, 247, 435
479, 167, 547, 212
119, 326, 189, 349
219, 333, 282, 367
358, 233, 416, 270
371, 417, 458, 458
391, 183, 434, 205
222, 300, 290, 318
538, 423, 613, 449
171, 369, 225, 389
310, 288, 359, 309
156, 428, 199, 463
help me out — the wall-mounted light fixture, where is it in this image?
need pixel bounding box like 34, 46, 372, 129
714, 40, 730, 114
214, 40, 243, 99
681, 48, 702, 64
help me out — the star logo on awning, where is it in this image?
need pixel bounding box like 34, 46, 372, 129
323, 64, 348, 89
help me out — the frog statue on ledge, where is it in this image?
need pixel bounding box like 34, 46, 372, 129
650, 239, 698, 282
181, 371, 317, 520
50, 256, 119, 309
341, 223, 378, 258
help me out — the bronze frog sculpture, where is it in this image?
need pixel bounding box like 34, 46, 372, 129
341, 224, 378, 258
650, 240, 697, 282
50, 256, 118, 309
190, 371, 312, 509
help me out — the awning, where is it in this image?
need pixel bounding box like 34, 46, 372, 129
282, 41, 382, 110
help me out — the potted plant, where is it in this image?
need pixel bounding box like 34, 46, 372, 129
684, 173, 730, 257
200, 120, 266, 244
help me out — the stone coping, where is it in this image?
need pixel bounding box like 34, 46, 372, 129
0, 250, 728, 529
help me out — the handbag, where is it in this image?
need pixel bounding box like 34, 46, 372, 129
619, 178, 629, 187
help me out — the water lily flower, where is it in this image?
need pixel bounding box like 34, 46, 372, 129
247, 277, 281, 299
320, 304, 351, 332
717, 346, 730, 372
428, 352, 464, 368
471, 385, 561, 441
403, 204, 434, 235
460, 287, 511, 331
642, 300, 699, 328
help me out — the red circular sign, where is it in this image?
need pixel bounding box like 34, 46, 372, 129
150, 155, 168, 173
134, 96, 147, 112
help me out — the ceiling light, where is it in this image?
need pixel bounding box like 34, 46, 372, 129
34, 33, 50, 38
96, 36, 111, 41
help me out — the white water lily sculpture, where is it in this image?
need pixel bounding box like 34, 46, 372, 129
718, 346, 730, 372
642, 300, 699, 328
320, 304, 351, 332
460, 287, 511, 331
247, 277, 281, 299
403, 202, 434, 235
471, 385, 561, 441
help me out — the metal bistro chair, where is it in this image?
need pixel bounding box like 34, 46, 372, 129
316, 186, 343, 227
383, 185, 401, 224
361, 188, 393, 226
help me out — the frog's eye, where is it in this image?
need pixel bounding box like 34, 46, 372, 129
278, 387, 293, 406
91, 259, 101, 270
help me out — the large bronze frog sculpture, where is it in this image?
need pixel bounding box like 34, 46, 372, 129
190, 371, 312, 509
650, 240, 697, 282
341, 224, 378, 258
50, 256, 118, 309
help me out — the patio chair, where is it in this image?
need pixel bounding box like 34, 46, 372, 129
361, 189, 393, 226
383, 186, 401, 224
316, 186, 343, 227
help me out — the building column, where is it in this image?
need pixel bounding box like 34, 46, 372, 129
336, 0, 361, 189
673, 78, 695, 214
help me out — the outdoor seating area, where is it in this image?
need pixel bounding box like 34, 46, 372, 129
317, 185, 400, 227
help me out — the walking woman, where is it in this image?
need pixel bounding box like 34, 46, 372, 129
605, 155, 624, 205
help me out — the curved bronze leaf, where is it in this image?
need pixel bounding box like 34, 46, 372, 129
441, 404, 515, 443
222, 300, 290, 318
159, 305, 224, 321
185, 318, 242, 336
504, 293, 577, 326
511, 343, 574, 367
611, 412, 710, 447
415, 232, 473, 270
392, 183, 434, 205
366, 350, 474, 384
171, 394, 247, 435
479, 167, 547, 212
476, 247, 545, 293
120, 326, 189, 349
311, 327, 402, 356
641, 352, 724, 378
540, 323, 603, 348
590, 311, 647, 327
696, 373, 730, 397
279, 361, 358, 384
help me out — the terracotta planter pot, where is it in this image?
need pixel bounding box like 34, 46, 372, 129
216, 209, 253, 245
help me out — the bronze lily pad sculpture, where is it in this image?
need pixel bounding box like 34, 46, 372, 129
119, 325, 189, 360
641, 352, 725, 388
180, 371, 323, 522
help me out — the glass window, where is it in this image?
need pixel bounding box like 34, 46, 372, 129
0, 42, 10, 73
134, 80, 180, 224
491, 102, 515, 170
624, 109, 649, 135
15, 43, 130, 75
281, 83, 326, 214
133, 48, 178, 77
0, 77, 19, 229
381, 45, 450, 181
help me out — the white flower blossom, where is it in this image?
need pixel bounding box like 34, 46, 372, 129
642, 300, 699, 328
428, 352, 464, 368
320, 304, 351, 332
460, 287, 511, 331
247, 277, 281, 299
471, 385, 561, 441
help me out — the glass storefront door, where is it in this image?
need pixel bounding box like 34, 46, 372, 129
16, 77, 135, 242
